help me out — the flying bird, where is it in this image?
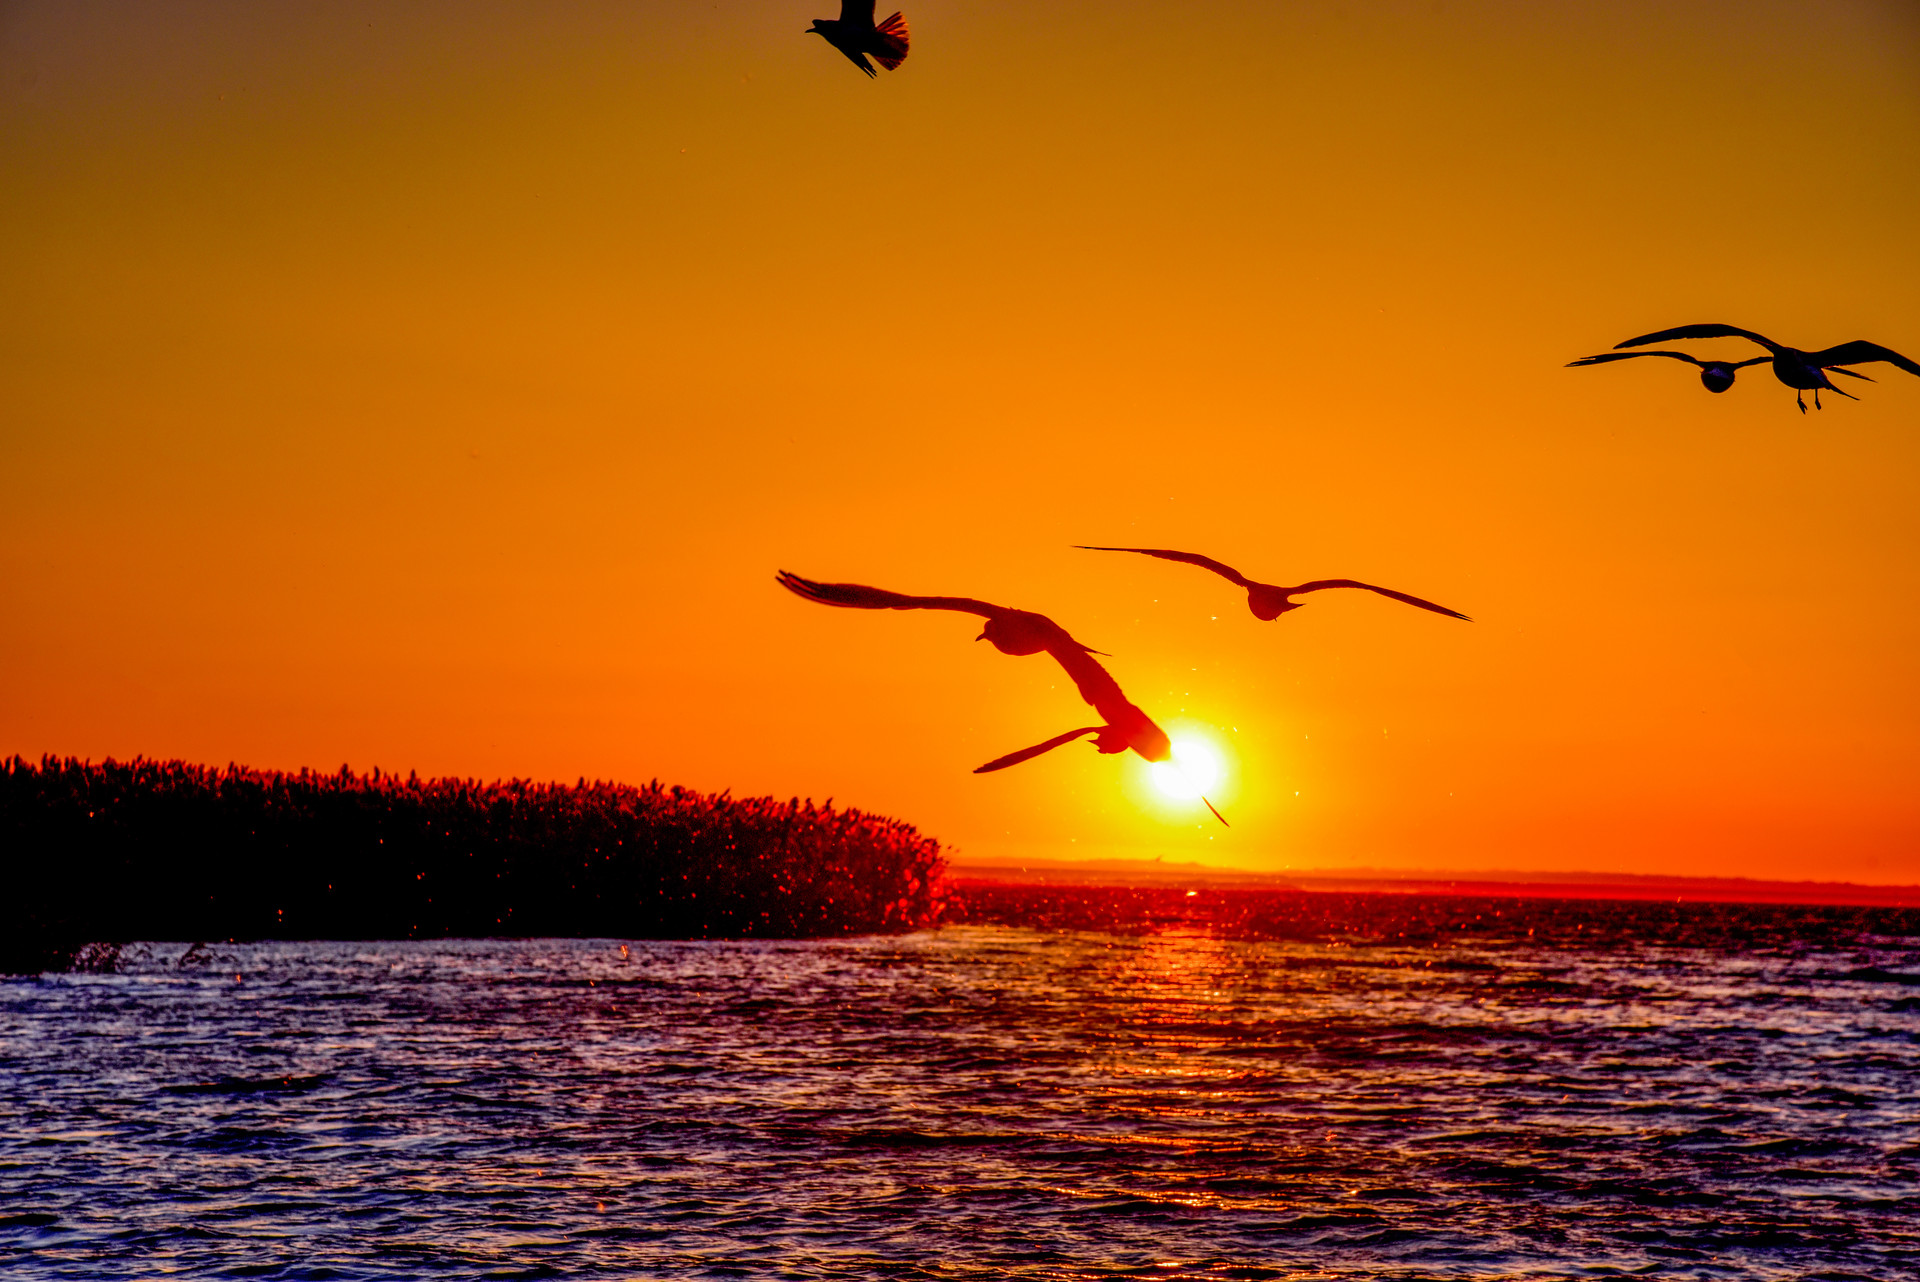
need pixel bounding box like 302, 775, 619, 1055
807, 2, 909, 78
776, 571, 1225, 823
1565, 349, 1769, 394
1611, 324, 1918, 413
1076, 548, 1472, 624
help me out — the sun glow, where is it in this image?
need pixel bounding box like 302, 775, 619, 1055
1150, 734, 1225, 801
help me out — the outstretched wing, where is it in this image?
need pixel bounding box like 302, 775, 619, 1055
838, 0, 877, 25
1047, 646, 1134, 724
973, 727, 1102, 774
870, 11, 909, 68
1566, 350, 1705, 368
777, 571, 1000, 618
1806, 341, 1920, 378
835, 45, 877, 76
1614, 323, 1779, 353
1288, 580, 1472, 622
1076, 545, 1255, 589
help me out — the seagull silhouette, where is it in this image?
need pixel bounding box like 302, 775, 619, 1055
1611, 324, 1918, 413
806, 1, 909, 78
1566, 349, 1769, 394
776, 571, 1225, 824
1076, 548, 1472, 624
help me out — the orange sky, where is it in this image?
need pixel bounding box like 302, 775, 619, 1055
3, 0, 1918, 882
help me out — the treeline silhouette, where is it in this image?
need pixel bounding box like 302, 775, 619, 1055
2, 756, 945, 973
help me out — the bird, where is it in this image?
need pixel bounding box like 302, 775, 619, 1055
1609, 324, 1918, 413
776, 571, 1225, 824
806, 2, 909, 78
1565, 349, 1769, 394
1075, 548, 1472, 624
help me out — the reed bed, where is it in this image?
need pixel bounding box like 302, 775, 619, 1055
2, 756, 946, 973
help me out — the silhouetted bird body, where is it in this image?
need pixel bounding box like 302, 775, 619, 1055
1565, 349, 1768, 394
776, 571, 1219, 819
1076, 548, 1472, 624
807, 1, 909, 78
1610, 324, 1918, 413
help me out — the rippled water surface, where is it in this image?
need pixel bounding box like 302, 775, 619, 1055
4, 894, 1919, 1280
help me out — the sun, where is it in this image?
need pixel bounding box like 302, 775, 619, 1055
1149, 734, 1224, 801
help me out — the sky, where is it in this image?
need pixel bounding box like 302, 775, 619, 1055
3, 0, 1918, 882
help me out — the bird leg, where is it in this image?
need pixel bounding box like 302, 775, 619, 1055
1815, 387, 1822, 410
1797, 390, 1808, 414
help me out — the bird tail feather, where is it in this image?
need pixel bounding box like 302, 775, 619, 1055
872, 12, 909, 69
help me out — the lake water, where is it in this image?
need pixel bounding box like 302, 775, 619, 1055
3, 891, 1918, 1279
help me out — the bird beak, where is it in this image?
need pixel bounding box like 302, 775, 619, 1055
975, 631, 987, 641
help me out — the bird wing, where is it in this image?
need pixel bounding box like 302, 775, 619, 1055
777, 571, 1000, 618
1566, 350, 1705, 368
973, 727, 1102, 774
1827, 365, 1876, 382
1047, 646, 1142, 728
1287, 580, 1473, 621
1614, 324, 1779, 353
838, 0, 877, 25
870, 11, 909, 67
1075, 546, 1255, 589
835, 44, 877, 76
1804, 341, 1920, 377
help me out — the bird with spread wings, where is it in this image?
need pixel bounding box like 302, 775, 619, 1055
776, 571, 1224, 824
1076, 548, 1472, 624
806, 1, 910, 78
1573, 323, 1918, 412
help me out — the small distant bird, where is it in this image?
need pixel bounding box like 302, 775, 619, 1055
776, 571, 1224, 823
1077, 548, 1472, 624
1607, 324, 1919, 413
807, 2, 909, 78
1565, 349, 1769, 394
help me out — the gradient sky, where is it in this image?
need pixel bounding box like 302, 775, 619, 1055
4, 0, 1918, 881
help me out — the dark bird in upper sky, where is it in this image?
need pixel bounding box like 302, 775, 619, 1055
1077, 548, 1472, 624
776, 571, 1225, 823
807, 2, 909, 78
1565, 349, 1769, 394
1608, 324, 1919, 413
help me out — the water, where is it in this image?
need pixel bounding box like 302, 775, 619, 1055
3, 894, 1919, 1280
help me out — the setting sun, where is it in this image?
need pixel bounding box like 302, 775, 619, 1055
1149, 733, 1227, 803
3, 2, 1916, 1275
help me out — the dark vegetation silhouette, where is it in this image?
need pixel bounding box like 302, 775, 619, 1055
1564, 349, 1767, 394
1, 755, 945, 974
1076, 547, 1472, 623
775, 571, 1225, 823
1583, 323, 1920, 412
807, 1, 909, 78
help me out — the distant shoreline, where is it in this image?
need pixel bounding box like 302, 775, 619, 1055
947, 857, 1920, 909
